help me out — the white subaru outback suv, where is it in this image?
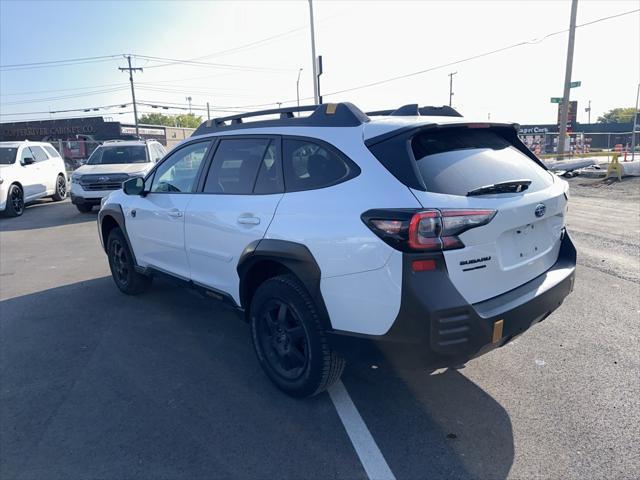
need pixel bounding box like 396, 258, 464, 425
97, 103, 576, 397
0, 141, 68, 217
70, 139, 166, 213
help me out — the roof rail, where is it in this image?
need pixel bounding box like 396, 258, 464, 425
192, 102, 369, 137
366, 104, 463, 118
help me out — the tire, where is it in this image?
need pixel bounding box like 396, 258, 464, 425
76, 204, 93, 213
106, 227, 151, 295
51, 174, 67, 201
4, 184, 24, 217
250, 274, 345, 397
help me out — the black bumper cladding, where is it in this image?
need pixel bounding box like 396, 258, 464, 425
70, 193, 102, 206
328, 232, 576, 369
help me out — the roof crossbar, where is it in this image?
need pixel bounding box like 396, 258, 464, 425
366, 104, 463, 118
192, 103, 369, 137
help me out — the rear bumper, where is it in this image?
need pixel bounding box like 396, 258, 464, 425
328, 232, 576, 369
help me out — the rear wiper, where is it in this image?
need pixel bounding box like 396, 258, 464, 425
467, 179, 532, 196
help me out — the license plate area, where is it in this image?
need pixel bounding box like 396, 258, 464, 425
500, 219, 556, 268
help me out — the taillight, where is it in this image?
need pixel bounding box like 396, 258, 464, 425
362, 208, 496, 252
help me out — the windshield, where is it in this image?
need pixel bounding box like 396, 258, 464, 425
0, 147, 18, 165
87, 145, 148, 165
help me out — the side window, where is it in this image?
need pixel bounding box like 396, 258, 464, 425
150, 141, 211, 193
149, 144, 164, 162
29, 146, 49, 162
43, 146, 61, 158
203, 138, 271, 194
253, 142, 283, 194
156, 144, 167, 158
19, 147, 34, 164
282, 139, 356, 192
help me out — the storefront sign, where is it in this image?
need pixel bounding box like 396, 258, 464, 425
121, 126, 165, 136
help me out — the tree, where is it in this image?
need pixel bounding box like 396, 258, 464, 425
138, 112, 203, 128
596, 107, 636, 124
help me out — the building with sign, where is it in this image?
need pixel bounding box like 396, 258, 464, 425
0, 117, 194, 166
518, 121, 636, 155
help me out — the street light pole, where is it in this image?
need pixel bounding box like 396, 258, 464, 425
308, 0, 319, 104
557, 0, 579, 158
186, 96, 192, 114
448, 71, 457, 107
296, 68, 303, 108
631, 83, 639, 162
585, 100, 591, 124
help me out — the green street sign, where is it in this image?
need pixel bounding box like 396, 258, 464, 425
570, 81, 582, 88
550, 97, 563, 103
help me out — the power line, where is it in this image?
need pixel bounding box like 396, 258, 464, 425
142, 26, 308, 69
136, 85, 265, 99
0, 87, 130, 106
0, 54, 121, 69
2, 8, 635, 119
320, 8, 640, 99
133, 54, 294, 73
0, 57, 121, 72
217, 8, 640, 110
0, 83, 129, 97
0, 103, 132, 117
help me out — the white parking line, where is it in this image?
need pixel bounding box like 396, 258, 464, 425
328, 380, 396, 480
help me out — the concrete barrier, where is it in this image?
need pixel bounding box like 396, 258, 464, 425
621, 161, 640, 176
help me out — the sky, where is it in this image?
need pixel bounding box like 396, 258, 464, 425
0, 0, 638, 126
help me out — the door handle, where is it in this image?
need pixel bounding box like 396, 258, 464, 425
237, 216, 260, 225
168, 209, 183, 218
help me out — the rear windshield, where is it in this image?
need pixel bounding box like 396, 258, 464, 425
0, 147, 18, 165
87, 145, 148, 165
411, 129, 552, 196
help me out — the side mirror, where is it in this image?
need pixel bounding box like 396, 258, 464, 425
123, 177, 144, 195
22, 157, 35, 165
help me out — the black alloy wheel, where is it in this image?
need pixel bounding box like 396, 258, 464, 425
257, 299, 309, 381
5, 185, 24, 217
106, 227, 151, 295
110, 238, 130, 288
250, 274, 345, 397
52, 174, 67, 201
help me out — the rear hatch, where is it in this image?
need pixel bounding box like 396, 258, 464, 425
370, 124, 568, 304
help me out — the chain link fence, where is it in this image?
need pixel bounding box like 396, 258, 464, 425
519, 130, 638, 156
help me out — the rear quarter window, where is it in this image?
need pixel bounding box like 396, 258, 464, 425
282, 138, 359, 192
411, 129, 552, 196
29, 146, 49, 162
43, 146, 61, 158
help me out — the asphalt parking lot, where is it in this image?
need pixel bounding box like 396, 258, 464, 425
1, 178, 639, 480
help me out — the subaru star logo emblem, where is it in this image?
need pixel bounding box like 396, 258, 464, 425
98, 176, 109, 182
534, 203, 546, 218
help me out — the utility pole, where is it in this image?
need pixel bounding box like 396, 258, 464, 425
206, 102, 211, 121
308, 0, 319, 104
119, 55, 143, 137
631, 83, 639, 162
448, 72, 457, 107
557, 0, 579, 158
585, 100, 591, 124
296, 68, 303, 109
186, 96, 192, 114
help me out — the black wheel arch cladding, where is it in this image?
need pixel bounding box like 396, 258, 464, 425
98, 203, 138, 266
237, 239, 332, 330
